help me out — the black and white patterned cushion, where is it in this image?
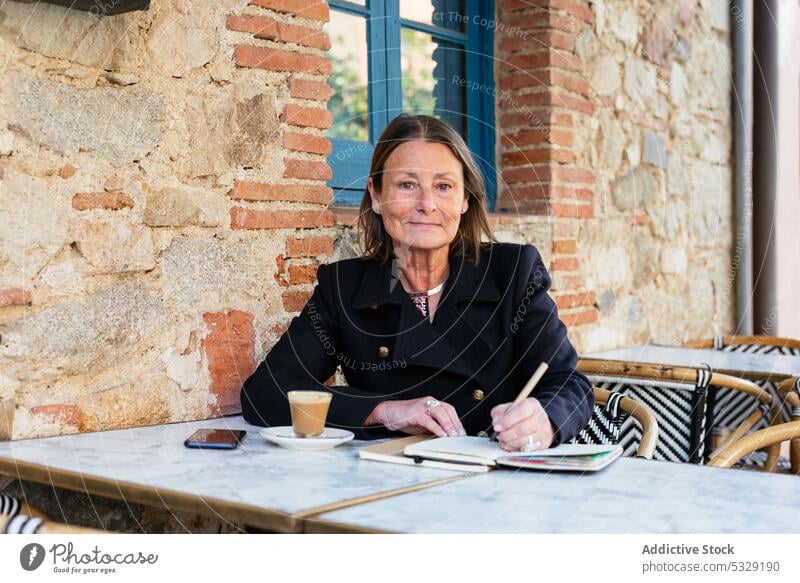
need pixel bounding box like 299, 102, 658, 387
573, 392, 626, 448
4, 514, 43, 534
0, 494, 21, 518
584, 368, 713, 464
732, 450, 792, 471
710, 336, 799, 428
712, 335, 800, 356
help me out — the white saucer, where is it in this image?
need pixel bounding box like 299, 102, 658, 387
260, 427, 354, 451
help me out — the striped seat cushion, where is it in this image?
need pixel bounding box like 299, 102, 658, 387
711, 337, 798, 427
712, 335, 800, 356
584, 370, 713, 464
4, 514, 44, 534
712, 381, 779, 430
734, 450, 792, 471
0, 494, 21, 518
572, 392, 626, 449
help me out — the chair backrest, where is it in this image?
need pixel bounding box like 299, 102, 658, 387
1, 495, 107, 534
685, 335, 800, 355
777, 376, 800, 414
1, 513, 108, 534
572, 387, 658, 459
776, 377, 800, 473
686, 336, 799, 427
0, 495, 21, 519
1, 513, 45, 534
0, 495, 48, 520
578, 359, 771, 464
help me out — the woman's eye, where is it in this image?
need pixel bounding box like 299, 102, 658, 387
399, 181, 415, 190
437, 183, 452, 192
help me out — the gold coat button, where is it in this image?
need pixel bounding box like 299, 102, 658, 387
378, 346, 390, 358
477, 430, 489, 438
472, 389, 485, 401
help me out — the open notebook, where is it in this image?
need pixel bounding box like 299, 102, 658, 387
359, 435, 622, 472
358, 435, 491, 473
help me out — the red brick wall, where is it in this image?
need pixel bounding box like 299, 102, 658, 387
495, 0, 598, 328
204, 0, 339, 404
209, 0, 338, 400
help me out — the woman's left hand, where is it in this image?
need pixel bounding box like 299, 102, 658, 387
490, 397, 555, 452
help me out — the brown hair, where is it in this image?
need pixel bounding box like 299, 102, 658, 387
358, 114, 495, 265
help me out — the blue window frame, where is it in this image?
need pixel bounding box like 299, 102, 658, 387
326, 0, 497, 208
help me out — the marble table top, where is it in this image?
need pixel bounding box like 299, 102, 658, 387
0, 417, 466, 532
309, 457, 800, 534
585, 344, 800, 381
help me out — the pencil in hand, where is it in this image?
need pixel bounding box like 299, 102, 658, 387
487, 362, 549, 442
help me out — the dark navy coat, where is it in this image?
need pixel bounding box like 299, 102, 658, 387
241, 242, 593, 443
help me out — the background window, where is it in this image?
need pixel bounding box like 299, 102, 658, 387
327, 11, 370, 142
325, 0, 496, 207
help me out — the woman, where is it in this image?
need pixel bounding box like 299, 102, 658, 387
241, 114, 593, 451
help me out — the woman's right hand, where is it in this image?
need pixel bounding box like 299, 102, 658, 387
366, 397, 466, 437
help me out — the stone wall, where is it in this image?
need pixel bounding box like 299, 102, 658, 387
0, 0, 337, 440
494, 0, 735, 351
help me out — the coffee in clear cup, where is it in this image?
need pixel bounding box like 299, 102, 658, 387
287, 391, 332, 437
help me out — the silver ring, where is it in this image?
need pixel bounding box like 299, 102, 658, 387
521, 435, 541, 452
425, 399, 441, 416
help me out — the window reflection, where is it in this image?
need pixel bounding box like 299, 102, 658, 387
401, 28, 466, 136
325, 10, 369, 141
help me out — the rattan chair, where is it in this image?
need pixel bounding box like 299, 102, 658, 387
0, 494, 48, 520
685, 335, 800, 467
572, 387, 658, 459
685, 335, 800, 355
773, 377, 800, 472
1, 513, 108, 534
578, 359, 772, 464
1, 494, 111, 534
709, 420, 800, 471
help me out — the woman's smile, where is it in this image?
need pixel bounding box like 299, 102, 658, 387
367, 140, 468, 255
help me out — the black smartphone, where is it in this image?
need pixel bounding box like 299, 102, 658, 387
184, 429, 247, 450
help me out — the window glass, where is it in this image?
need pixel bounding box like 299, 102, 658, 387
325, 10, 369, 141
400, 0, 465, 32
400, 28, 466, 136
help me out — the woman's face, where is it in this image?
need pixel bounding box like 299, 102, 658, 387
368, 140, 468, 255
